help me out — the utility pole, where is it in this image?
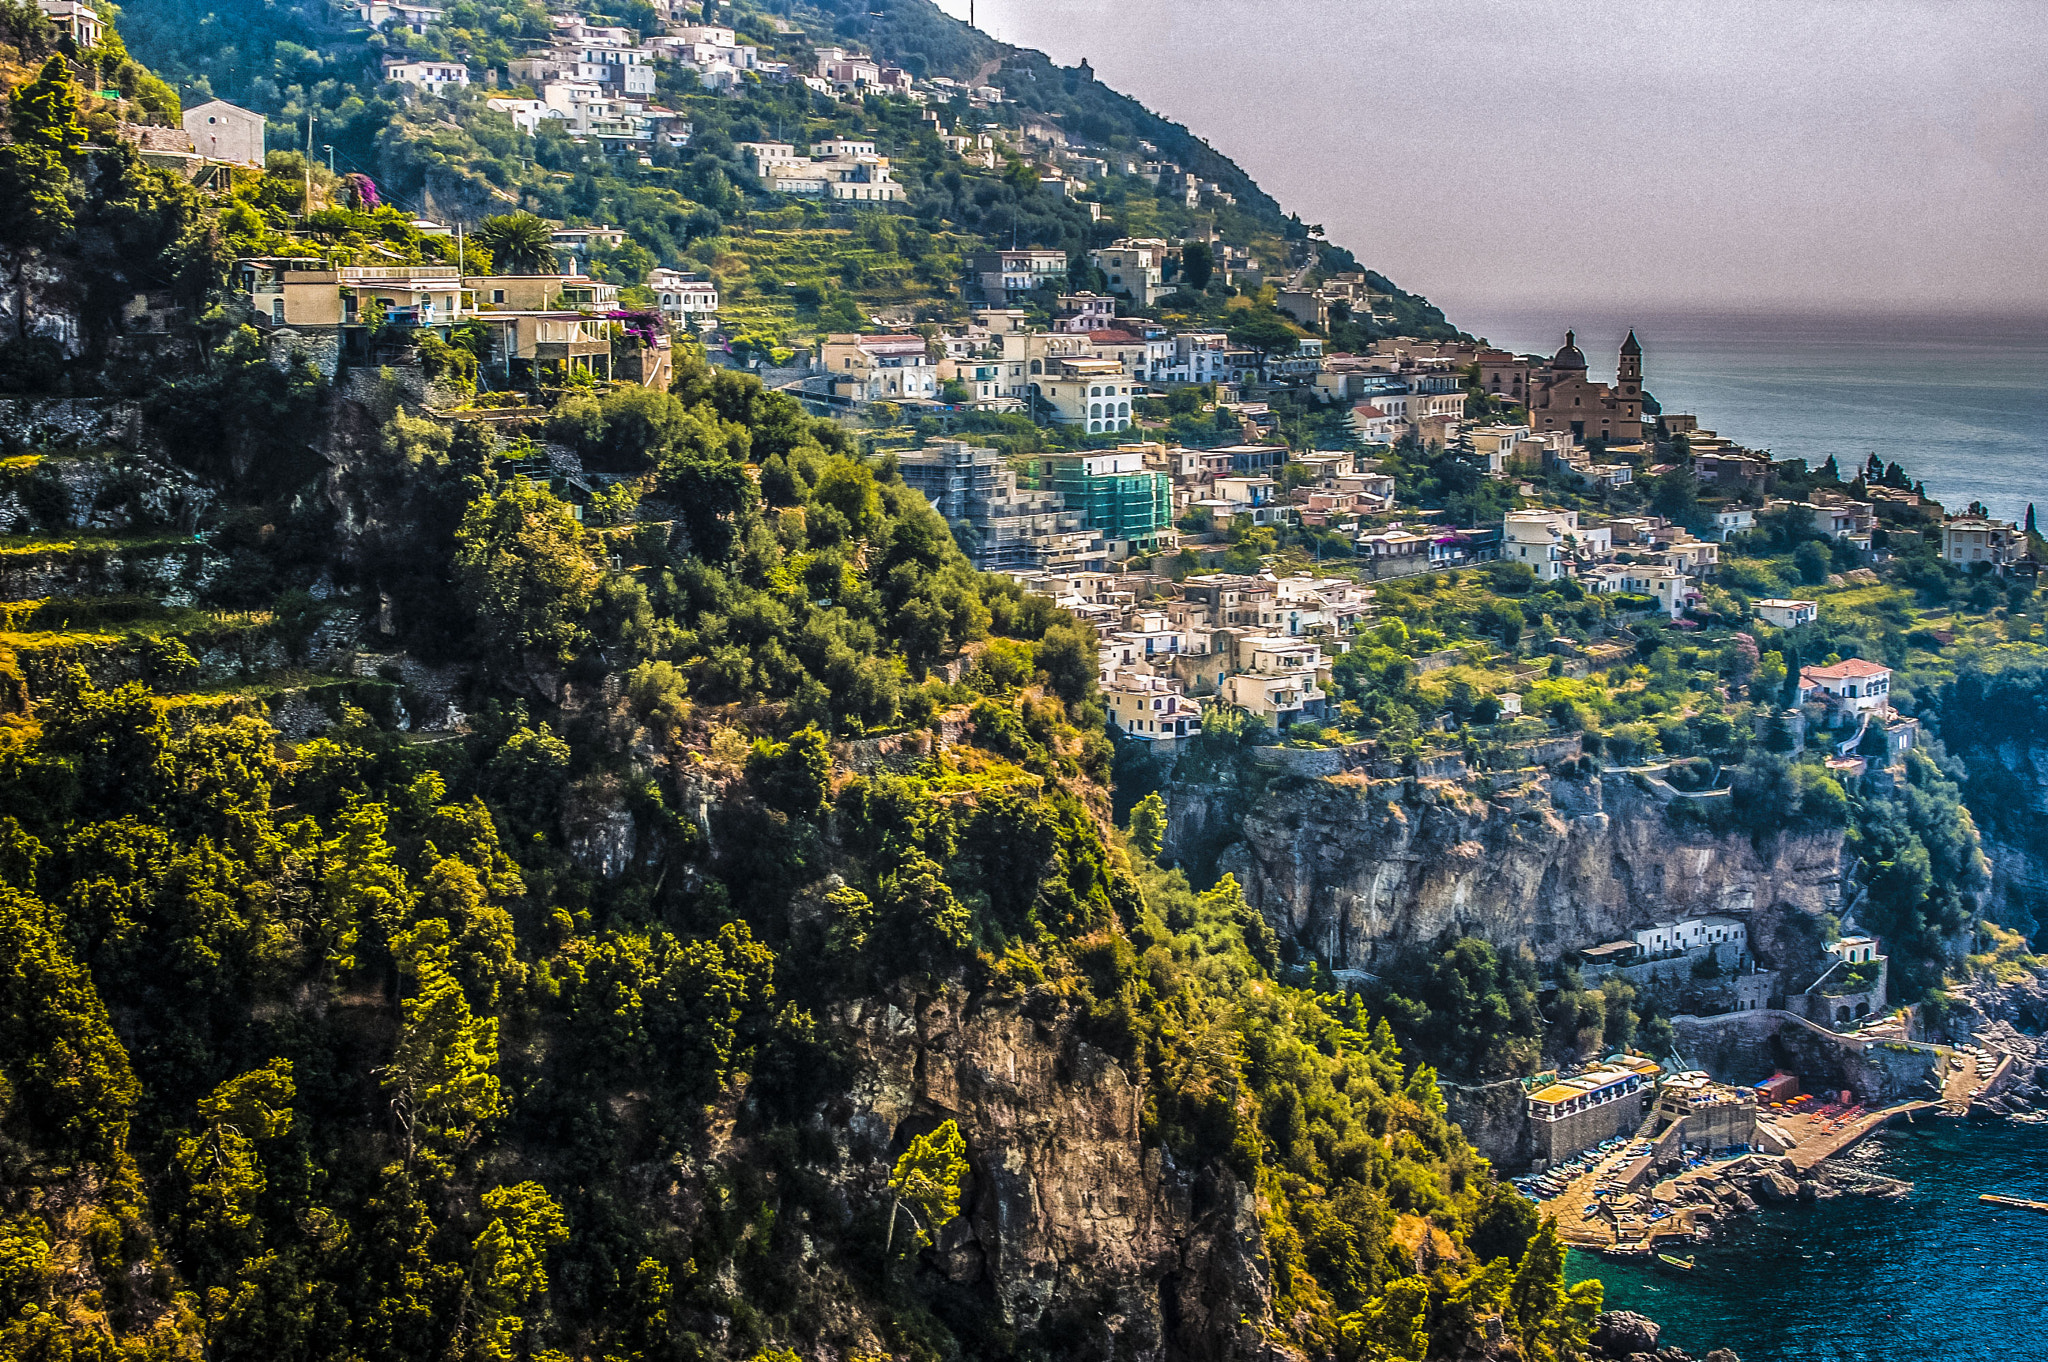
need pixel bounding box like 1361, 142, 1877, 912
323, 143, 334, 173
305, 108, 315, 208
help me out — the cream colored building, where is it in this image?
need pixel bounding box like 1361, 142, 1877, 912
183, 99, 266, 166
1035, 356, 1136, 433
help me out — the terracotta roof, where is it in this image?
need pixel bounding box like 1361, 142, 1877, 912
1802, 658, 1890, 680
1087, 329, 1141, 343
1352, 403, 1388, 418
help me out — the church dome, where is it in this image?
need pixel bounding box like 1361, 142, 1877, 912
1552, 330, 1588, 370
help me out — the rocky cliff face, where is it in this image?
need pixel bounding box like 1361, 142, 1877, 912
1169, 764, 1846, 975
1971, 737, 2048, 939
816, 986, 1277, 1362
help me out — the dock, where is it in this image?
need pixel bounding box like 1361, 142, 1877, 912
1781, 1098, 1934, 1172
1980, 1193, 2048, 1213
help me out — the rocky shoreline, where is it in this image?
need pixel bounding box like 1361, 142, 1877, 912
1954, 964, 2048, 1122
1592, 1152, 1911, 1246
1589, 1312, 1739, 1362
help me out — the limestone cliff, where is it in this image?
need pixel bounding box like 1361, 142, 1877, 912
1168, 762, 1846, 977
807, 986, 1278, 1362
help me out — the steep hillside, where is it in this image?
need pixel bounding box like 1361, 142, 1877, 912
106, 0, 1455, 340
0, 34, 1593, 1361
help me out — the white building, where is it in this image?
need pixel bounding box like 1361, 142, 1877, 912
1104, 671, 1204, 743
1711, 507, 1756, 541
1221, 639, 1327, 731
1502, 509, 1580, 582
37, 0, 105, 45
647, 268, 717, 325
1796, 658, 1891, 716
1940, 516, 2023, 571
1584, 563, 1695, 618
821, 333, 937, 403
1632, 915, 1747, 958
1036, 357, 1135, 433
383, 57, 471, 94
1754, 598, 1818, 629
1090, 238, 1168, 306
182, 99, 266, 166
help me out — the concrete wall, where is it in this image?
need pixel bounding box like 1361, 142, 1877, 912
1532, 1089, 1648, 1168
1671, 1009, 1942, 1103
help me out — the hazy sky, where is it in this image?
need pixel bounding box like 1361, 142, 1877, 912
931, 0, 2048, 327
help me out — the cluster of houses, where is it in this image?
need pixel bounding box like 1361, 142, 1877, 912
232, 257, 660, 388
1040, 563, 1375, 738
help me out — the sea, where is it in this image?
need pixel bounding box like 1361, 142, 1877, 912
1457, 309, 2048, 525
1564, 1119, 2048, 1361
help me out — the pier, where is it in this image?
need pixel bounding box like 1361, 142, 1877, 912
1781, 1098, 1936, 1172
1979, 1193, 2048, 1213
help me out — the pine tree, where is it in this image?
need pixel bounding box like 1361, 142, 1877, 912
2028, 504, 2038, 536
466, 1182, 568, 1362
1506, 1219, 1603, 1362
886, 1119, 969, 1252
10, 57, 85, 160
1126, 790, 1167, 861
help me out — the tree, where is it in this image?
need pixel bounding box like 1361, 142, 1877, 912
1750, 649, 1788, 703
467, 1182, 569, 1362
0, 887, 138, 1163
747, 725, 832, 818
1227, 308, 1299, 357
1127, 791, 1167, 862
1180, 240, 1214, 291
1793, 540, 1830, 586
0, 142, 73, 248
471, 212, 557, 274
1035, 619, 1098, 711
886, 1119, 968, 1251
1201, 873, 1279, 970
454, 480, 602, 667
173, 1061, 296, 1271
1468, 1184, 1538, 1266
1506, 1220, 1601, 1362
10, 58, 84, 161
384, 945, 506, 1175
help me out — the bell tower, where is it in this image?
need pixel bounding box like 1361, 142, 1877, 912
1615, 330, 1643, 437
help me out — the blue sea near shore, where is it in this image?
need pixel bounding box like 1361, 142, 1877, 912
1457, 308, 2048, 526
1565, 1119, 2048, 1361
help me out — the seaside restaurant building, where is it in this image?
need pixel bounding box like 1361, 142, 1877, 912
1526, 1056, 1661, 1168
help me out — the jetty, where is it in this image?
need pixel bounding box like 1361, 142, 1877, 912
1782, 1098, 1935, 1172
1980, 1193, 2048, 1214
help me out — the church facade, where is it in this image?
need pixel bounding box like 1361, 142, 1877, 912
1529, 330, 1644, 443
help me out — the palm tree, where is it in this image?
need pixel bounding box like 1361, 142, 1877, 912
472, 212, 557, 274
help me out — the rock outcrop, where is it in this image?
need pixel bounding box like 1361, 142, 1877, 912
819, 986, 1278, 1362
1170, 763, 1844, 973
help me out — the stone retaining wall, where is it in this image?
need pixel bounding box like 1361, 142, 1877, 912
0, 398, 146, 451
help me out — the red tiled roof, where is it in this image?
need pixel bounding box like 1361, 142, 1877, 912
1088, 329, 1141, 343
1802, 658, 1890, 680
1352, 404, 1388, 418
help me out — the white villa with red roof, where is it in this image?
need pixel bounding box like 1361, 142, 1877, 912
1796, 658, 1891, 716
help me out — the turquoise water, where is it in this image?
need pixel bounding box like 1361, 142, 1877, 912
1461, 309, 2048, 527
1565, 1120, 2048, 1360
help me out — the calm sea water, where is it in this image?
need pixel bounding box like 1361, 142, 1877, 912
1565, 1119, 2048, 1361
1459, 309, 2048, 526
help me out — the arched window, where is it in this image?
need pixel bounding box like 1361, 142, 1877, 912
1118, 402, 1129, 417
1089, 420, 1100, 433
1030, 359, 1042, 375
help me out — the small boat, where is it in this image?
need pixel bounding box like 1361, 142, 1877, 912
1656, 1253, 1697, 1272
